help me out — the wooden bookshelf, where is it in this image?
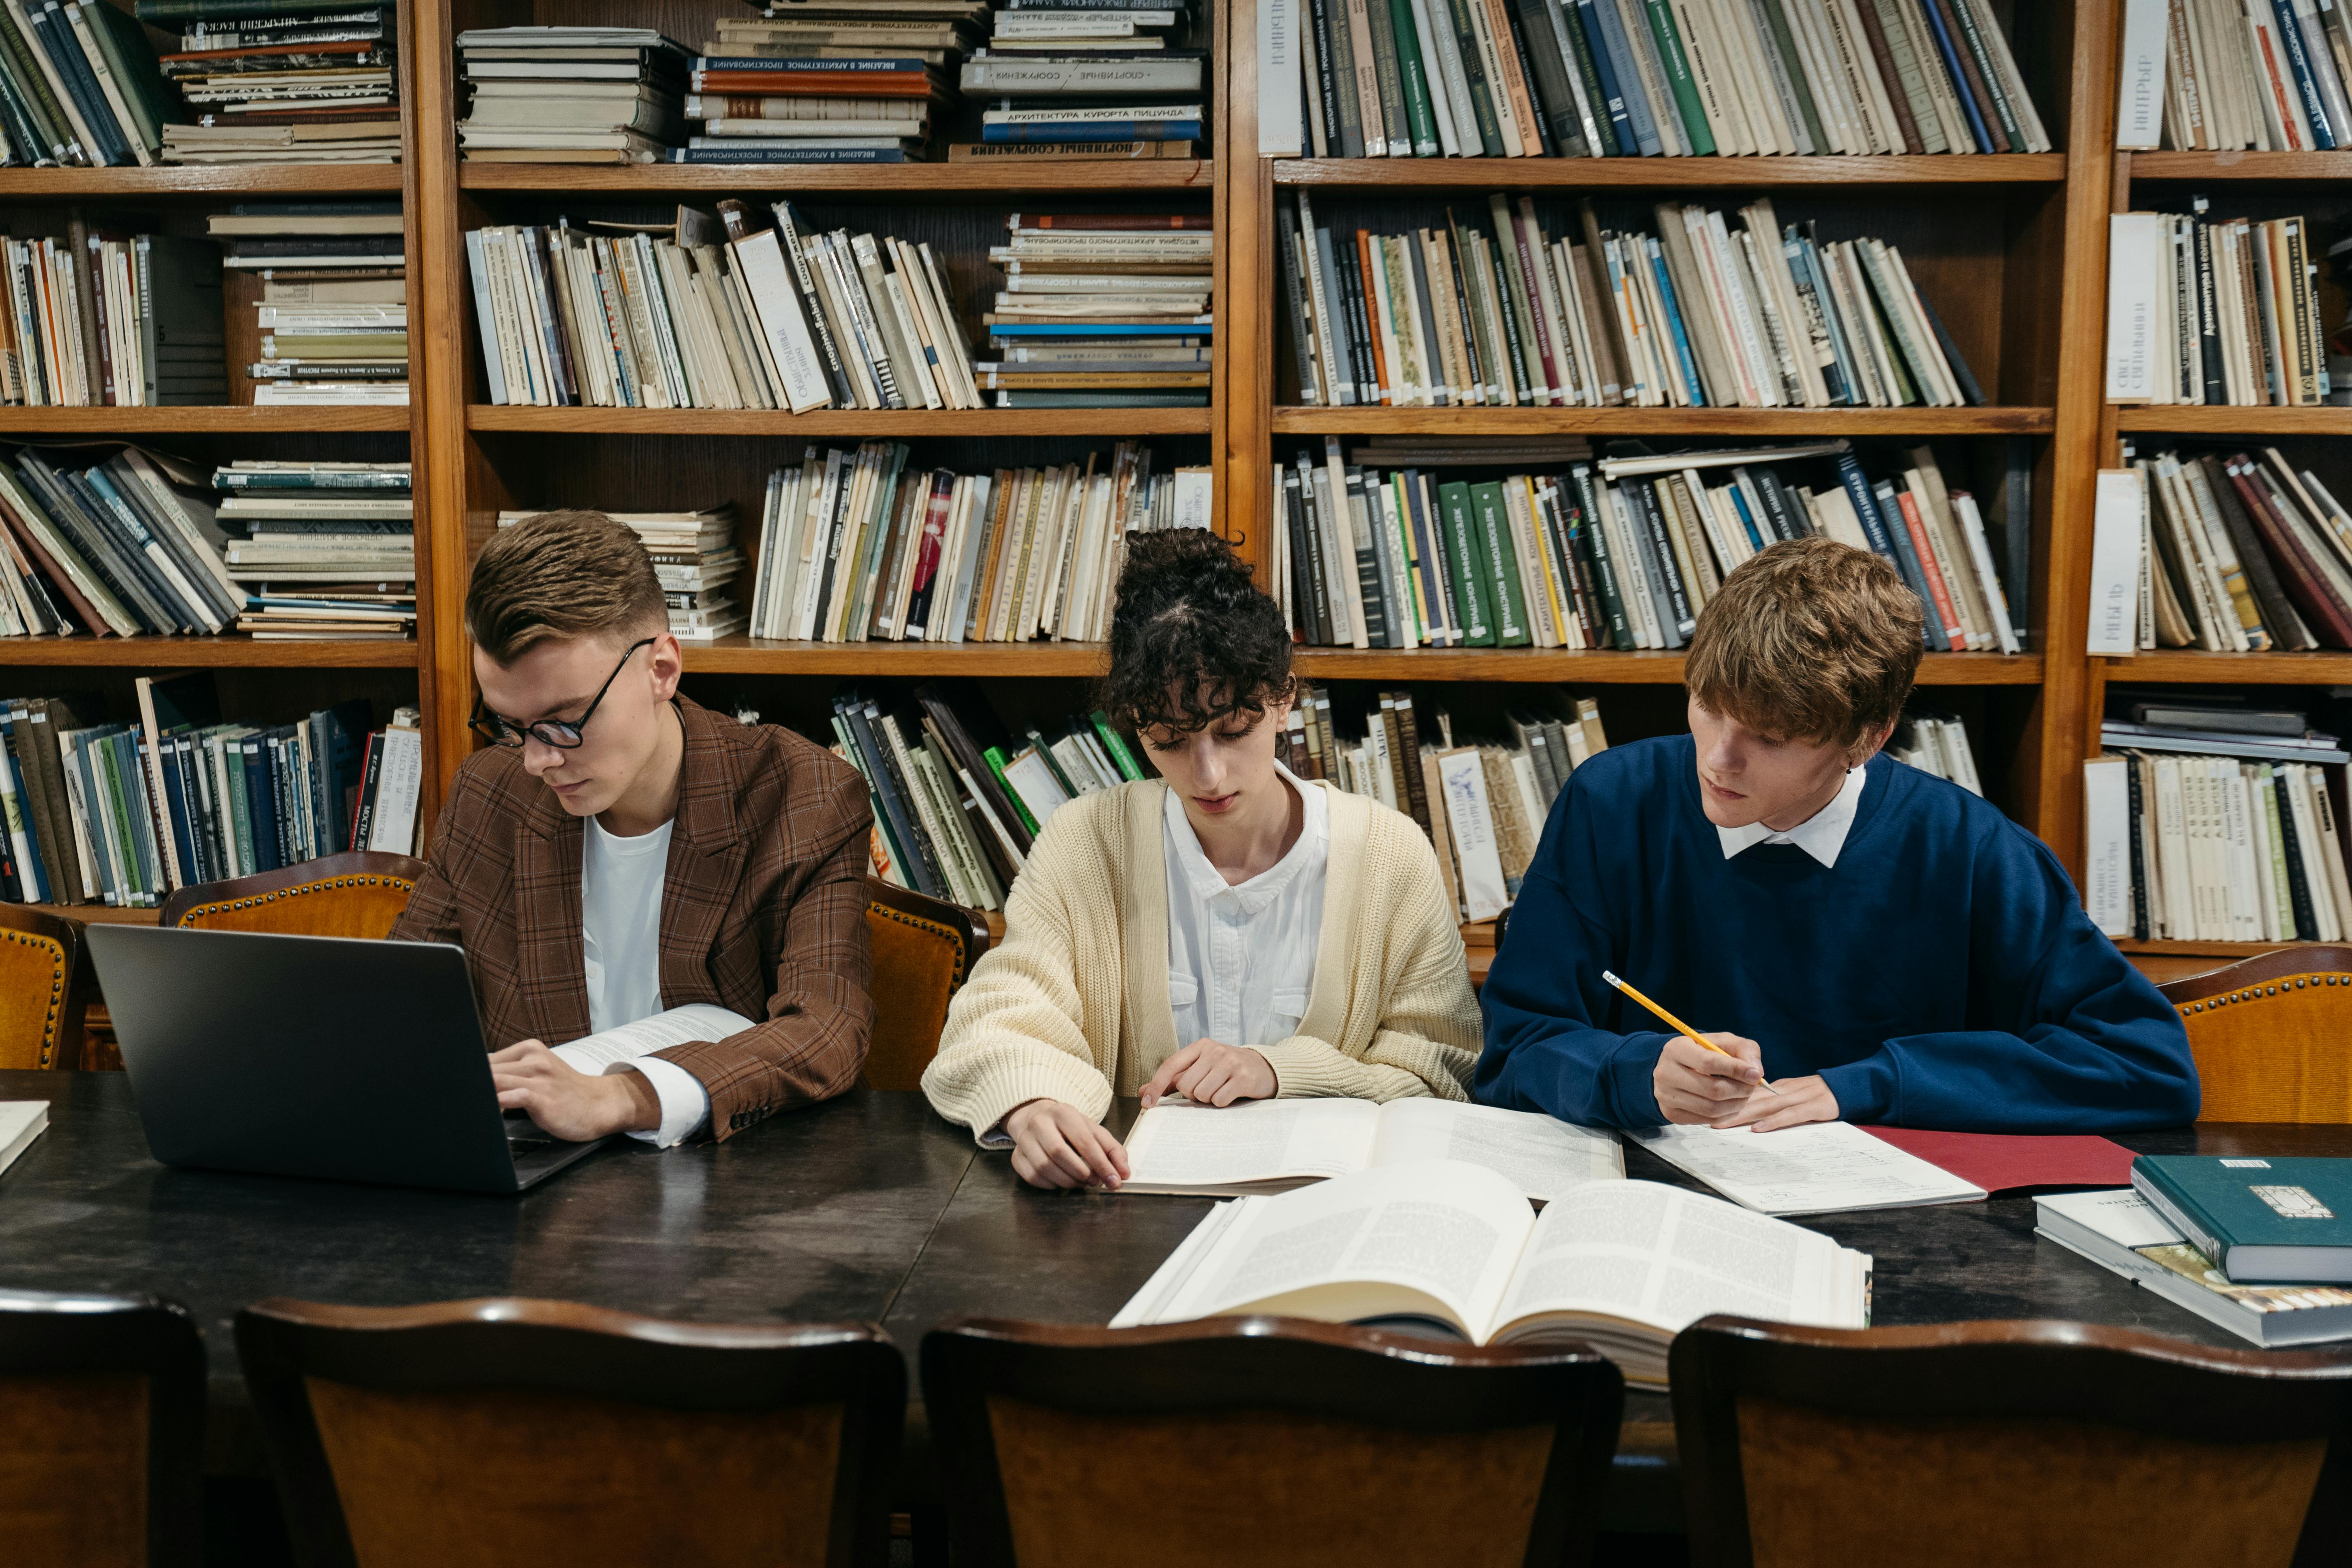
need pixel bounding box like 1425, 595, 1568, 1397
0, 636, 418, 669
466, 407, 1216, 437
0, 166, 404, 198
459, 162, 1215, 194
1269, 407, 2058, 436
2103, 651, 2352, 685
0, 408, 409, 434
1273, 153, 2068, 188
2126, 151, 2352, 182
2112, 407, 2352, 434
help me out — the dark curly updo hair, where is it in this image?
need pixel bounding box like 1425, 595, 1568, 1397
1102, 529, 1294, 734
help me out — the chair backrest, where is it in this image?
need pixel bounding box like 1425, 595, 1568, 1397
1670, 1316, 2352, 1568
2157, 946, 2352, 1121
921, 1315, 1624, 1568
0, 1288, 206, 1568
862, 876, 989, 1092
159, 852, 426, 940
0, 903, 87, 1069
235, 1296, 904, 1568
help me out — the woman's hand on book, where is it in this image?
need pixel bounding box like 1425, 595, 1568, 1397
1654, 1032, 1769, 1125
1708, 1075, 1839, 1134
1141, 1039, 1278, 1109
490, 1039, 661, 1141
1004, 1099, 1131, 1191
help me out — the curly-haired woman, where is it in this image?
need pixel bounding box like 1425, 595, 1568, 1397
920, 528, 1482, 1189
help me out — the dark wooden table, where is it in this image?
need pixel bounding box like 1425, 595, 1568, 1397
3, 1070, 2347, 1532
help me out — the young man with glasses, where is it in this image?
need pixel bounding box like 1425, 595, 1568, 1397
389, 510, 876, 1145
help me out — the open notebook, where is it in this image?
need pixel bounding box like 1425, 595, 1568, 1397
1118, 1098, 1624, 1201
1630, 1120, 1987, 1215
1111, 1158, 1871, 1389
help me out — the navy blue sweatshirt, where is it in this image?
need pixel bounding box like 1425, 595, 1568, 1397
1474, 735, 2199, 1131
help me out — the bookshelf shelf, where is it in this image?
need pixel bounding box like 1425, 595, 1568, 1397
0, 408, 411, 434
1268, 407, 2056, 436
458, 161, 1215, 194
2100, 651, 2352, 685
2114, 939, 2302, 957
2112, 407, 2352, 434
683, 640, 1106, 677
0, 166, 405, 199
466, 406, 1215, 437
25, 904, 155, 926
1271, 154, 2067, 188
0, 636, 419, 669
1283, 650, 2044, 684
2124, 151, 2352, 182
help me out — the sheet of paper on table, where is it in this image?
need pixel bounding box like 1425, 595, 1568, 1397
1629, 1120, 1987, 1215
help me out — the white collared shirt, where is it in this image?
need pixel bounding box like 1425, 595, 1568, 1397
1163, 764, 1329, 1051
1715, 764, 1868, 868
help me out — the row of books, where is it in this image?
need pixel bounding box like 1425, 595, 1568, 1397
0, 0, 171, 167
0, 227, 219, 406
1886, 710, 1982, 795
1269, 437, 2020, 654
2117, 446, 2352, 655
467, 200, 982, 414
212, 201, 408, 406
0, 675, 422, 909
1268, 0, 2049, 159
986, 210, 1212, 407
739, 441, 1210, 644
701, 6, 960, 166
454, 26, 690, 166
2105, 208, 2334, 409
963, 0, 1202, 157
2117, 0, 2352, 153
2085, 702, 2352, 944
157, 2, 400, 166
1282, 193, 1980, 412
495, 507, 745, 644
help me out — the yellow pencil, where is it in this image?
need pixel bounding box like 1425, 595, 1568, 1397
1601, 970, 1779, 1096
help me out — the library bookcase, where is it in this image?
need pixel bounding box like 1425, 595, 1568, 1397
11, 2, 2347, 985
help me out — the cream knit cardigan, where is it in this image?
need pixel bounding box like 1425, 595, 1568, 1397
922, 777, 1482, 1140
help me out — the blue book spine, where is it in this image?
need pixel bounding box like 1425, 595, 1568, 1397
155, 734, 197, 891
1580, 0, 1659, 155
1724, 480, 1765, 551
1787, 232, 1856, 406
0, 721, 46, 901
1570, 0, 1638, 154
2267, 0, 2336, 148
241, 738, 280, 873
1867, 474, 1949, 650
1645, 236, 1705, 407
668, 147, 910, 162
1837, 455, 1901, 565
982, 119, 1199, 142
1915, 0, 1992, 153
34, 2, 125, 165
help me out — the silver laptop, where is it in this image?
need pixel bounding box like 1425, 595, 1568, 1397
87, 925, 617, 1194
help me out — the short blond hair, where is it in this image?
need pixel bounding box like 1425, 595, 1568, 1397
465, 510, 666, 665
1684, 536, 1923, 755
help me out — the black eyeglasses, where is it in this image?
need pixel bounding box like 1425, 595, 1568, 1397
469, 637, 656, 750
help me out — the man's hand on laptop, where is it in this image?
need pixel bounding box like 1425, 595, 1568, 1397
490, 1040, 661, 1141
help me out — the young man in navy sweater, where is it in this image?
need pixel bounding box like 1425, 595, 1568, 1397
1476, 536, 2198, 1134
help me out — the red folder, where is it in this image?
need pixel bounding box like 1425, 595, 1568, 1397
1859, 1127, 2137, 1195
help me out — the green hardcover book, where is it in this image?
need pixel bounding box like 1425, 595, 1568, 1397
2132, 1156, 2352, 1284
1569, 467, 1634, 649
1557, 0, 1618, 156
981, 745, 1041, 837
1435, 480, 1495, 647
220, 729, 256, 876
1442, 0, 1506, 155
1087, 711, 1144, 782
82, 1, 172, 157
1359, 0, 1411, 156
1760, 0, 1830, 154
1469, 480, 1531, 647
1387, 0, 1441, 155
1638, 0, 1716, 156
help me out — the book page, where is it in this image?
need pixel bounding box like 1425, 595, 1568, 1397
1365, 1099, 1624, 1201
1160, 1158, 1536, 1338
1494, 1180, 1867, 1338
549, 1004, 756, 1073
1629, 1120, 1987, 1215
1121, 1099, 1382, 1191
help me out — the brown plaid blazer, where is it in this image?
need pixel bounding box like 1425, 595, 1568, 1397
389, 695, 875, 1140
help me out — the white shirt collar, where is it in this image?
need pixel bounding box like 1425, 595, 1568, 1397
1716, 764, 1868, 868
1163, 762, 1328, 914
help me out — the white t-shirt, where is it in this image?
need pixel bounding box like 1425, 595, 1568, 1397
562, 813, 711, 1146
1162, 764, 1329, 1053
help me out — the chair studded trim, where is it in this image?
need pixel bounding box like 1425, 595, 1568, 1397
870, 904, 973, 987
2, 927, 68, 1068
2173, 970, 2352, 1016
173, 874, 418, 928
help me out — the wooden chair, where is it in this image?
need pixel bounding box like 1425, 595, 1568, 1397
158, 851, 427, 939
2158, 945, 2352, 1121
0, 903, 87, 1069
863, 875, 989, 1092
0, 1288, 206, 1568
920, 1315, 1625, 1568
235, 1296, 904, 1568
1670, 1316, 2352, 1568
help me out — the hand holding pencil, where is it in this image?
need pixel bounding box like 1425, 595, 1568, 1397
1603, 970, 1782, 1118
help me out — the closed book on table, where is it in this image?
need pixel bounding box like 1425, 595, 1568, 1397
2131, 1155, 2352, 1283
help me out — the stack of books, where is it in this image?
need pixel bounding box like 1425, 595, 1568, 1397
2114, 446, 2352, 654
1272, 437, 2022, 655
0, 229, 222, 406
1282, 0, 2047, 159
2105, 208, 2332, 408
0, 444, 241, 638
684, 7, 963, 165
467, 199, 981, 413
956, 0, 1202, 161
2089, 696, 2352, 944
1888, 711, 1983, 795
495, 507, 745, 644
983, 211, 1211, 408
1283, 192, 1981, 411
219, 461, 414, 641
157, 1, 399, 165
213, 202, 406, 406
454, 26, 691, 165
740, 441, 1209, 644
2129, 0, 2352, 152
0, 0, 176, 166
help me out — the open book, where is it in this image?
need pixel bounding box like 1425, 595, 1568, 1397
1119, 1097, 1623, 1201
549, 1004, 754, 1072
1629, 1120, 1987, 1215
1111, 1158, 1870, 1388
